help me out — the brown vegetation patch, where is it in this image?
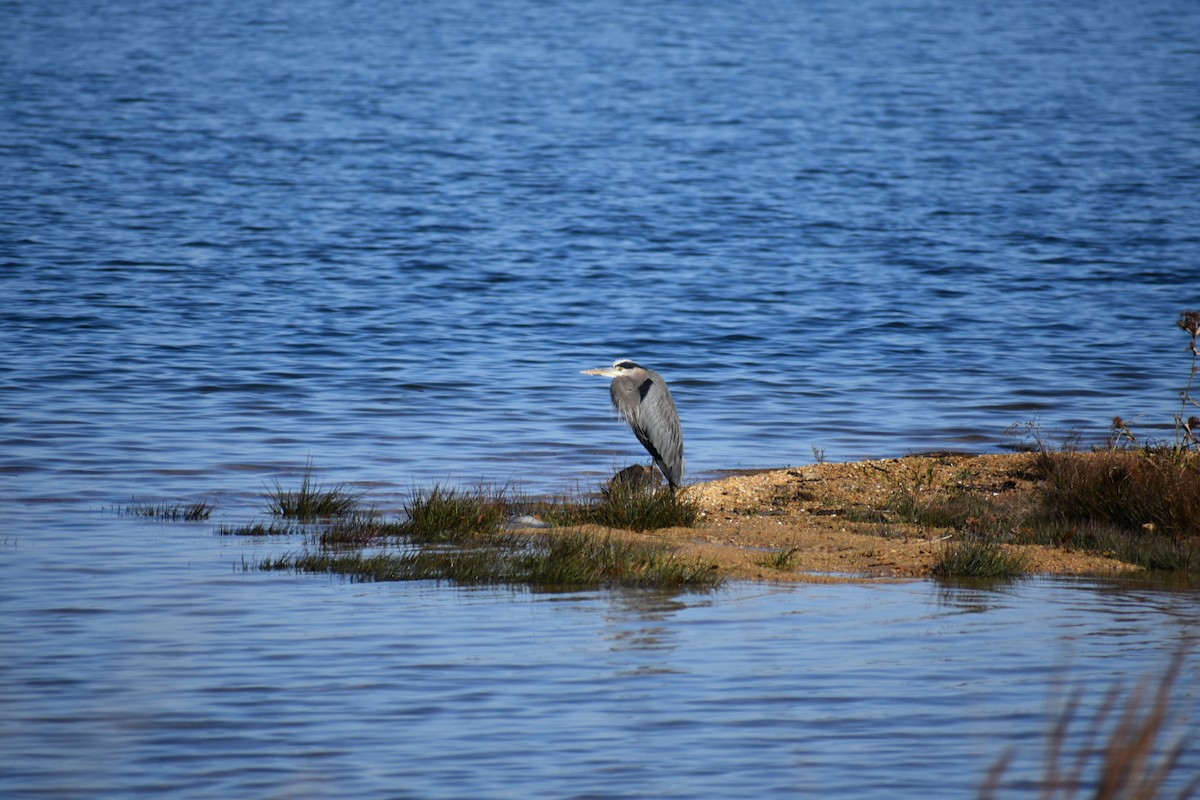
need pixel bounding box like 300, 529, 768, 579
635, 453, 1146, 583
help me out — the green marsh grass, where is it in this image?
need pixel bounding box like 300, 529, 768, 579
257, 530, 722, 590
401, 484, 510, 542
933, 538, 1030, 580
243, 477, 716, 590
528, 531, 718, 588
256, 546, 511, 585
217, 520, 307, 537
122, 499, 214, 521
313, 514, 409, 549
267, 462, 363, 521
547, 480, 699, 531
760, 544, 803, 571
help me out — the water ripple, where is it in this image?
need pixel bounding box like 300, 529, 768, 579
3, 0, 1200, 794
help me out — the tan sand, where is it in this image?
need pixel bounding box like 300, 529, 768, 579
621, 452, 1142, 583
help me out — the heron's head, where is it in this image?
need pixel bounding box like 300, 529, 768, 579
581, 359, 642, 378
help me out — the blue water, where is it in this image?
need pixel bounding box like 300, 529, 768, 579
2, 506, 1199, 799
3, 0, 1200, 796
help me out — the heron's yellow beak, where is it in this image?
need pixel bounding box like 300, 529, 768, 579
582, 367, 619, 377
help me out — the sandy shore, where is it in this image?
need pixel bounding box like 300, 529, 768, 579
631, 452, 1142, 583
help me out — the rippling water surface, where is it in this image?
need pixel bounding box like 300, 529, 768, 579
3, 0, 1200, 796
5, 0, 1200, 499
3, 505, 1199, 798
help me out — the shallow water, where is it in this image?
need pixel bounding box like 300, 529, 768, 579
3, 0, 1200, 796
2, 505, 1198, 798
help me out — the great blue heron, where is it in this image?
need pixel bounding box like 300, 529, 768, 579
582, 359, 684, 489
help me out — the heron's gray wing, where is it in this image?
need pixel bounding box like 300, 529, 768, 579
622, 376, 684, 487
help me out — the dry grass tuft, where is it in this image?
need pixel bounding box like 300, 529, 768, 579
1034, 449, 1200, 539
980, 649, 1198, 799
